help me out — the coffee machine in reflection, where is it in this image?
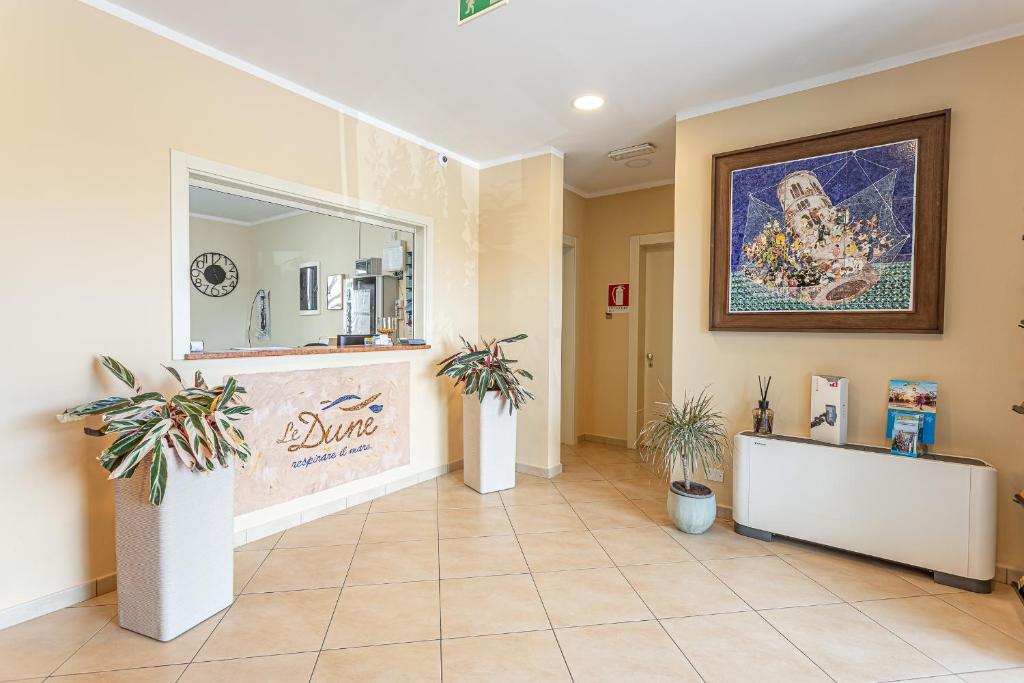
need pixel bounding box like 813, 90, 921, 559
343, 266, 400, 337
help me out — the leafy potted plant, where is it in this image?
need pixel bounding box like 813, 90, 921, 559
437, 334, 534, 493
638, 389, 728, 534
58, 356, 252, 641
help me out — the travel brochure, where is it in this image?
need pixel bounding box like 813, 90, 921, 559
886, 379, 938, 457
890, 413, 922, 456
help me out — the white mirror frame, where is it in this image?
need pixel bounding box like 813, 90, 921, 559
170, 150, 432, 360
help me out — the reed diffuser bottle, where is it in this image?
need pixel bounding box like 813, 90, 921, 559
753, 375, 774, 434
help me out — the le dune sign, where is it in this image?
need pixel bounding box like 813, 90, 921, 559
232, 363, 410, 515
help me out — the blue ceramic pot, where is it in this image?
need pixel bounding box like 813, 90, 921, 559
667, 481, 716, 534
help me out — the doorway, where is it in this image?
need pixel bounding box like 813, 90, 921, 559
626, 232, 674, 447
561, 235, 578, 445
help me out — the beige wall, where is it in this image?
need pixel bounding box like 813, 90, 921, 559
563, 189, 586, 240
0, 0, 478, 612
574, 185, 675, 442
674, 37, 1024, 568
479, 155, 564, 471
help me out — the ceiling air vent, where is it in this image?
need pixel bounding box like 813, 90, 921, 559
607, 143, 656, 162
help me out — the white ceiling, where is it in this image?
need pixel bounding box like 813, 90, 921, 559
96, 0, 1024, 195
189, 186, 298, 225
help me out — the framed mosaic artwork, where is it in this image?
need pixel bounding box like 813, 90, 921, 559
709, 110, 949, 332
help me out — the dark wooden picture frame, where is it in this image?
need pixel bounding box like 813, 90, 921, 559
710, 110, 949, 333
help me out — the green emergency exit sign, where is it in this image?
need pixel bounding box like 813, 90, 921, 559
459, 0, 507, 25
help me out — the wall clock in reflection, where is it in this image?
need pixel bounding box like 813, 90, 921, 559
191, 252, 238, 297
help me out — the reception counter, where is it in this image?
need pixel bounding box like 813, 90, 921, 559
185, 344, 431, 361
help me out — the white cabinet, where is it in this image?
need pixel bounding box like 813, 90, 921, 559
733, 433, 997, 592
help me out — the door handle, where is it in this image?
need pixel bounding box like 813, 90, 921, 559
646, 353, 654, 368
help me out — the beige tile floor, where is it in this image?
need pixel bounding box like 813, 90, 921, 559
4, 441, 1024, 682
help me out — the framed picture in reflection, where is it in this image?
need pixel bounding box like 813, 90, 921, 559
298, 261, 320, 315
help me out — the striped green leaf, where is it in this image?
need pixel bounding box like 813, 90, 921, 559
210, 428, 233, 467
100, 356, 138, 393
212, 411, 245, 452
101, 429, 148, 460
108, 418, 172, 479
162, 364, 183, 386
148, 441, 168, 505
217, 376, 238, 408
182, 417, 210, 471
221, 405, 252, 419
193, 415, 220, 468
168, 429, 198, 470
58, 396, 130, 422
172, 395, 206, 418
105, 419, 150, 433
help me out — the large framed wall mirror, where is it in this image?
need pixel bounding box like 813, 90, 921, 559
185, 183, 423, 353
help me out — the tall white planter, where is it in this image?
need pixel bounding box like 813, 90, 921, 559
114, 454, 234, 641
463, 392, 517, 493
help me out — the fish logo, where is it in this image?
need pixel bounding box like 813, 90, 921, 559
320, 393, 384, 414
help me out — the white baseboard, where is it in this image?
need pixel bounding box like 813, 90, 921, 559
0, 572, 117, 631
234, 460, 462, 548
580, 433, 629, 448
1, 461, 463, 631
516, 462, 563, 479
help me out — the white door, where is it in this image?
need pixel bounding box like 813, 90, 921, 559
641, 243, 674, 427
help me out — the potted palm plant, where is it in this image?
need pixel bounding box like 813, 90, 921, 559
58, 356, 252, 641
638, 389, 728, 534
437, 334, 534, 493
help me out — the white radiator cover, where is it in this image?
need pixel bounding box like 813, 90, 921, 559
733, 433, 997, 585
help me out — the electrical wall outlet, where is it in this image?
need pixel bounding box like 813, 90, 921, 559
707, 468, 725, 483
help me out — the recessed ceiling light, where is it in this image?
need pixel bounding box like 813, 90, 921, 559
625, 158, 652, 168
572, 95, 605, 111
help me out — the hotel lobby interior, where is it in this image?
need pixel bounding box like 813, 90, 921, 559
2, 1, 1024, 681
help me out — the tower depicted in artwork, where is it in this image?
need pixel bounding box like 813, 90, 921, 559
775, 170, 835, 245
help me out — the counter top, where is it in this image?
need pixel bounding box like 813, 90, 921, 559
185, 344, 431, 360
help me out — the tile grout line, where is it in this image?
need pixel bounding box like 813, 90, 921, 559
38, 605, 117, 680
307, 509, 369, 683
182, 526, 297, 680
847, 596, 989, 677
763, 554, 954, 679
504, 484, 577, 683
669, 527, 843, 681
41, 661, 190, 682
690, 540, 840, 681
436, 485, 444, 681
936, 589, 1024, 645
722, 550, 851, 682
609, 555, 709, 682
751, 609, 840, 682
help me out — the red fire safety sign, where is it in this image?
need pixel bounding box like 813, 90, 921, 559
607, 283, 630, 313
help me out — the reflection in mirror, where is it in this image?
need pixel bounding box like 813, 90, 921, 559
298, 262, 320, 315
326, 274, 344, 310
188, 186, 417, 352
